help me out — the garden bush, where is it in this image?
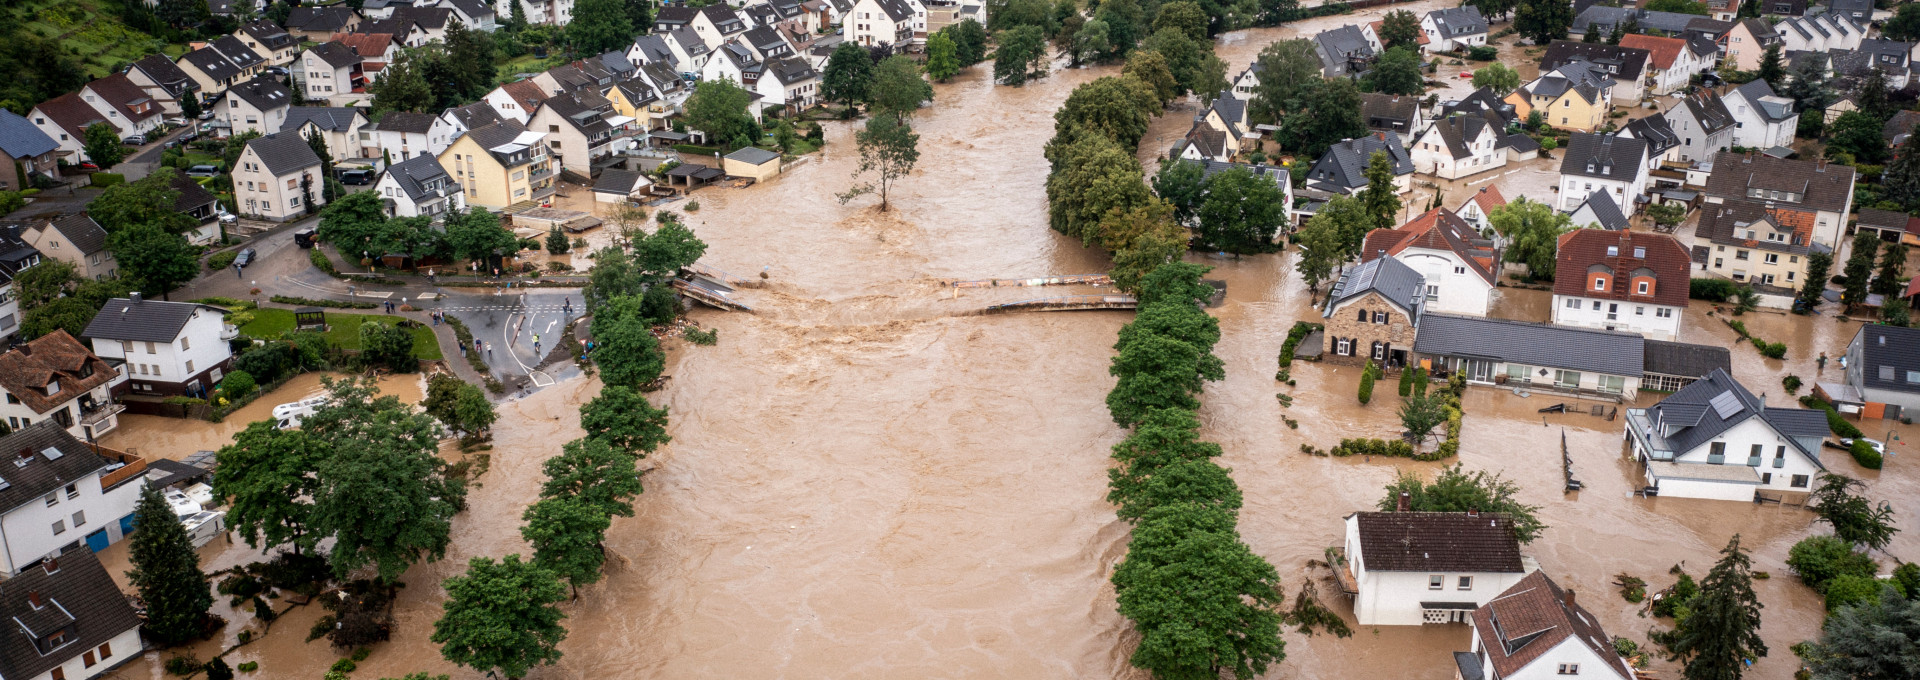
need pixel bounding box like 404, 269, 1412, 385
207, 251, 239, 270
1783, 375, 1803, 394
1690, 278, 1739, 301
219, 369, 256, 397
1277, 321, 1319, 367
1850, 438, 1883, 469
1786, 535, 1878, 591
270, 295, 375, 309
1800, 395, 1865, 438
1822, 573, 1888, 611
1652, 572, 1697, 618
90, 173, 126, 189
1467, 45, 1497, 60
1358, 360, 1378, 404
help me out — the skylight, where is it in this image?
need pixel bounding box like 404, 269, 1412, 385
1708, 390, 1744, 419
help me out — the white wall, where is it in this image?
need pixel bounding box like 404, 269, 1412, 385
1669, 416, 1824, 491
1399, 251, 1491, 316
0, 384, 114, 441
1649, 474, 1762, 501
1344, 515, 1530, 626
88, 309, 232, 393
29, 625, 143, 680
0, 470, 133, 574
1551, 294, 1683, 341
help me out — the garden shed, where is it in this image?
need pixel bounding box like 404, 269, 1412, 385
723, 146, 781, 182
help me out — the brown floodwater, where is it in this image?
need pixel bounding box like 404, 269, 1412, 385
98, 372, 426, 461
104, 11, 1920, 678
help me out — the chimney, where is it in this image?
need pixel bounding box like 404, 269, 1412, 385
26, 591, 41, 609
1396, 492, 1411, 512
1563, 588, 1576, 609
131, 292, 142, 304
42, 558, 57, 575
1467, 508, 1480, 517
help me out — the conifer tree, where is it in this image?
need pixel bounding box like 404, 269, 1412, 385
128, 485, 213, 646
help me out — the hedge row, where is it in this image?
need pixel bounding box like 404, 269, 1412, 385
1277, 321, 1320, 367
1799, 395, 1865, 439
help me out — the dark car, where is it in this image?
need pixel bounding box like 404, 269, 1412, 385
186, 165, 220, 178
267, 66, 289, 77
294, 229, 316, 249
339, 169, 374, 185
233, 248, 256, 267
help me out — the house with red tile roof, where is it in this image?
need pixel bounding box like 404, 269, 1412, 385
0, 331, 124, 440
1341, 507, 1535, 626
1453, 184, 1506, 233
1552, 230, 1691, 341
483, 79, 549, 124
1620, 33, 1715, 94
1360, 207, 1498, 316
27, 94, 111, 163
1456, 571, 1635, 680
330, 32, 401, 79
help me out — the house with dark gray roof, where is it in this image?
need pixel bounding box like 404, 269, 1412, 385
1507, 60, 1613, 131
0, 546, 146, 678
84, 295, 235, 398
1322, 255, 1425, 368
374, 153, 461, 219
1420, 6, 1488, 53
300, 42, 366, 106
234, 132, 325, 221
0, 110, 60, 193
1415, 313, 1648, 399
1642, 339, 1732, 392
177, 45, 247, 95
1704, 151, 1855, 248
1556, 132, 1649, 212
218, 75, 292, 136
1724, 79, 1796, 150
1307, 132, 1413, 195
1573, 6, 1703, 36
1827, 0, 1873, 23
234, 19, 299, 66
283, 107, 367, 165
1341, 508, 1534, 626
1361, 93, 1424, 135
1663, 89, 1735, 168
24, 215, 114, 280
1627, 368, 1829, 500
0, 420, 150, 575
1833, 323, 1920, 419
125, 54, 199, 110
285, 6, 363, 40
1411, 113, 1506, 180
1567, 189, 1631, 231
1540, 40, 1652, 101
1620, 114, 1680, 168
1313, 24, 1381, 78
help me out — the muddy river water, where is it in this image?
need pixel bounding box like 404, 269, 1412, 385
102, 8, 1920, 678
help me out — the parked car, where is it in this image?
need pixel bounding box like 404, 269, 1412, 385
186, 164, 220, 177
267, 66, 289, 77
198, 110, 216, 120
77, 162, 99, 170
122, 134, 146, 146
233, 248, 256, 267
294, 228, 316, 249
273, 397, 328, 429
339, 169, 374, 185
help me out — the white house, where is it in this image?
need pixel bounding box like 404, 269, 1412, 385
1724, 79, 1796, 151
1410, 113, 1506, 179
230, 132, 327, 221
1620, 33, 1715, 95
1664, 90, 1736, 167
77, 74, 164, 140
298, 42, 366, 106
515, 0, 574, 25
1359, 208, 1497, 317
1557, 132, 1649, 212
1457, 571, 1636, 680
1625, 369, 1831, 501
374, 153, 463, 219
483, 80, 547, 125
0, 422, 147, 575
361, 110, 438, 164
218, 75, 293, 137
843, 0, 916, 48
1566, 190, 1631, 231
82, 296, 234, 399
1415, 313, 1649, 398
1341, 508, 1535, 626
428, 101, 504, 156
1420, 6, 1488, 54
1775, 12, 1864, 53
282, 107, 368, 164
0, 547, 146, 680
1551, 230, 1691, 341
0, 331, 125, 442
1453, 185, 1506, 234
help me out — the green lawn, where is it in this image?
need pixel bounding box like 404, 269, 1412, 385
241, 308, 444, 361
17, 0, 181, 78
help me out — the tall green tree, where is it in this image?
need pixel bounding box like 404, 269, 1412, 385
1489, 197, 1570, 279
683, 79, 756, 150
1112, 503, 1286, 679
432, 555, 569, 679
1055, 74, 1160, 150
1377, 9, 1420, 50
1514, 0, 1573, 44
1101, 200, 1190, 294
213, 422, 326, 553
1092, 0, 1144, 55
1657, 535, 1767, 680
1279, 77, 1366, 159
1808, 474, 1900, 551
1358, 151, 1402, 232
624, 0, 653, 37
444, 207, 520, 264
1153, 0, 1209, 41
108, 224, 198, 300
567, 0, 636, 55
368, 50, 434, 115
1757, 43, 1785, 86
840, 115, 920, 212
422, 373, 497, 437
1295, 199, 1356, 298
1365, 46, 1425, 96
926, 31, 961, 81
88, 168, 197, 234
1196, 167, 1288, 254
591, 295, 667, 389
82, 123, 125, 169
1046, 132, 1150, 244
540, 437, 645, 518
1465, 0, 1516, 21
1857, 69, 1892, 123
1123, 49, 1179, 106
1872, 242, 1907, 297
633, 215, 708, 283
1885, 2, 1920, 42
579, 385, 671, 455
1106, 407, 1225, 521
993, 25, 1050, 85
1106, 329, 1223, 427
1472, 62, 1521, 96
868, 55, 933, 120
444, 20, 498, 102
1398, 394, 1448, 448
1070, 18, 1112, 65
128, 485, 214, 646
1799, 587, 1920, 679
1142, 28, 1227, 100
947, 19, 991, 66
1797, 250, 1833, 312
306, 377, 467, 582
1843, 230, 1880, 305
1152, 158, 1208, 227
1883, 133, 1920, 211
1379, 464, 1547, 543
822, 42, 874, 110
1246, 38, 1320, 125
521, 497, 612, 595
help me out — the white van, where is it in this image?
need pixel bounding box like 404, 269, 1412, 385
272, 397, 328, 430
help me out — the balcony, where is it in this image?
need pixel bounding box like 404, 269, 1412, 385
81, 402, 125, 427
92, 443, 147, 490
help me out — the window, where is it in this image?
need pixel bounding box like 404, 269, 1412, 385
51, 668, 65, 680
1598, 375, 1625, 393
1592, 301, 1601, 311
43, 492, 56, 507
1336, 338, 1352, 356
181, 336, 190, 351
1792, 474, 1810, 488
1637, 281, 1649, 294
1709, 441, 1727, 464
1453, 266, 1465, 274
1457, 576, 1473, 590
98, 642, 112, 659
1371, 342, 1386, 360
120, 340, 131, 352
1774, 445, 1786, 468
1558, 664, 1580, 675
1554, 369, 1581, 388
84, 650, 97, 667
185, 360, 194, 373
1908, 371, 1920, 384
1564, 298, 1580, 308
1593, 278, 1607, 291
72, 510, 84, 526
1881, 366, 1896, 381
1356, 309, 1368, 322
1764, 253, 1779, 264
51, 519, 64, 535
1749, 444, 1764, 466
1735, 250, 1749, 260
1635, 306, 1645, 315
1429, 575, 1444, 589
65, 483, 76, 499
1373, 311, 1389, 324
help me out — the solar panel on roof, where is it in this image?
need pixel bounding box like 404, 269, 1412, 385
1708, 390, 1743, 419
40, 446, 62, 461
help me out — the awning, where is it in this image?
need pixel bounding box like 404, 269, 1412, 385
1419, 601, 1480, 610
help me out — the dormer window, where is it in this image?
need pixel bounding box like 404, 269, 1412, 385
44, 380, 57, 396
1607, 246, 1618, 256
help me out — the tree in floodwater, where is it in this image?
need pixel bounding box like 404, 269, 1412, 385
521, 497, 612, 597
432, 554, 568, 679
839, 115, 920, 212
129, 485, 214, 646
579, 385, 671, 456
1113, 502, 1286, 679
1808, 474, 1900, 551
540, 437, 645, 518
1655, 535, 1767, 680
1379, 464, 1546, 543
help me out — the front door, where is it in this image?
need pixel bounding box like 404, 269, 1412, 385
85, 529, 109, 553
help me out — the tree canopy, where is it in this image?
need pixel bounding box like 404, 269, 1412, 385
432, 554, 569, 679
842, 115, 921, 212
129, 485, 213, 646
213, 422, 327, 553
305, 377, 467, 581
540, 437, 645, 519
1489, 197, 1569, 279
869, 55, 932, 120
822, 41, 874, 109
579, 385, 672, 456
566, 0, 634, 55
992, 25, 1050, 85
1379, 464, 1547, 543
684, 80, 757, 151
1656, 535, 1767, 680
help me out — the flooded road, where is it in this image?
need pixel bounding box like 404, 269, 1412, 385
98, 372, 425, 461
103, 8, 1920, 679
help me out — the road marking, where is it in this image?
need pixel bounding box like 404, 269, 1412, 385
502, 312, 554, 388
544, 319, 556, 334
352, 291, 394, 299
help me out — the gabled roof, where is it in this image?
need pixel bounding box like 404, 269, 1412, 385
1569, 190, 1630, 230
0, 546, 141, 680
0, 420, 111, 515
210, 35, 265, 70
169, 173, 217, 214
180, 46, 242, 83
1458, 184, 1506, 216
499, 79, 549, 112
670, 26, 712, 56
655, 5, 697, 26
701, 2, 750, 30
1313, 25, 1377, 77
382, 153, 451, 202
83, 297, 225, 343
1852, 324, 1920, 395
239, 19, 296, 51
765, 56, 817, 85
40, 215, 108, 256
445, 0, 493, 21
1415, 313, 1647, 377
869, 0, 914, 22
284, 106, 363, 133
85, 73, 160, 125
1643, 339, 1731, 379
631, 34, 678, 65
1351, 511, 1525, 573
1619, 33, 1685, 70
1541, 40, 1650, 82
286, 6, 360, 32
1704, 151, 1856, 215
331, 32, 399, 60
1471, 571, 1633, 680
1426, 5, 1489, 36
1730, 79, 1795, 123
0, 331, 116, 415
1361, 207, 1497, 285
1323, 254, 1426, 319
1309, 132, 1413, 192
1522, 61, 1613, 105
1361, 92, 1420, 128
0, 111, 58, 161
375, 110, 436, 135
130, 54, 198, 98
1621, 114, 1679, 156
1559, 132, 1646, 181
1645, 368, 1829, 460
593, 168, 647, 194
1553, 229, 1691, 306
442, 101, 503, 131
30, 93, 109, 143
226, 75, 292, 112
306, 41, 362, 70
1424, 114, 1500, 160
242, 131, 322, 176
1694, 198, 1813, 255
1883, 110, 1920, 145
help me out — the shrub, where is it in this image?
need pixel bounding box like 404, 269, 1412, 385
1277, 321, 1319, 366
205, 659, 234, 680
1726, 319, 1750, 338
1760, 342, 1787, 359
1851, 438, 1883, 469
350, 648, 370, 662
164, 655, 202, 676
1822, 573, 1888, 611
208, 250, 239, 270
329, 659, 356, 673
220, 369, 256, 397
309, 248, 338, 276
1358, 360, 1378, 404
90, 172, 126, 189
1783, 375, 1803, 394
1690, 277, 1739, 301
1652, 572, 1697, 618
683, 326, 718, 345
237, 661, 259, 672
1467, 45, 1497, 60
686, 201, 701, 212
269, 295, 376, 309
1787, 535, 1878, 591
